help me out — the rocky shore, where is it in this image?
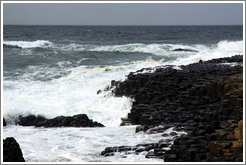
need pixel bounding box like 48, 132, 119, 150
3, 114, 104, 128
101, 55, 243, 162
3, 55, 243, 162
3, 114, 104, 162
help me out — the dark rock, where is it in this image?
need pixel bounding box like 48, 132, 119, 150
101, 55, 243, 162
173, 48, 198, 52
17, 114, 104, 127
154, 148, 165, 156
145, 144, 154, 151
145, 151, 156, 159
101, 145, 137, 156
135, 146, 145, 153
162, 133, 169, 137
3, 118, 6, 126
104, 153, 114, 157
18, 115, 46, 126
3, 137, 25, 162
164, 154, 177, 161
170, 132, 178, 136
97, 90, 102, 94
158, 142, 170, 148
3, 44, 22, 49
135, 125, 145, 133
120, 117, 132, 126
36, 114, 104, 127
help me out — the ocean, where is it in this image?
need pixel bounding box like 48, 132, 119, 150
2, 25, 243, 162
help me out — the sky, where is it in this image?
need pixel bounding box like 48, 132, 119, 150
3, 3, 244, 26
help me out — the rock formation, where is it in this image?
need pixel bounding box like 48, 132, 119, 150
3, 137, 25, 162
101, 55, 243, 162
17, 114, 104, 127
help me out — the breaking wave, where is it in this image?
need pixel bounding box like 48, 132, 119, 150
3, 40, 243, 57
3, 40, 53, 49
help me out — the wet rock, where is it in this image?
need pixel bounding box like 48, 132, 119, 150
162, 133, 169, 137
170, 132, 178, 136
3, 118, 6, 126
145, 151, 156, 158
96, 90, 102, 94
135, 146, 145, 153
158, 142, 170, 148
154, 148, 165, 156
3, 137, 25, 162
101, 146, 135, 156
17, 114, 104, 127
173, 48, 198, 52
36, 114, 104, 127
120, 117, 132, 126
135, 125, 145, 133
164, 154, 177, 162
18, 115, 46, 126
145, 144, 154, 151
101, 55, 243, 162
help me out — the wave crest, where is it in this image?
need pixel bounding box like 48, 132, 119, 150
3, 40, 243, 58
3, 40, 52, 49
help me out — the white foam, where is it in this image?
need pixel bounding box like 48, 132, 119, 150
3, 126, 185, 162
3, 58, 169, 127
3, 58, 166, 126
55, 42, 201, 57
3, 40, 52, 49
2, 39, 243, 162
91, 43, 169, 56
3, 68, 133, 126
217, 40, 243, 53
165, 40, 243, 66
3, 40, 243, 125
4, 40, 242, 60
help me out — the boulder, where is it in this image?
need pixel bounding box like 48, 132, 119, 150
3, 118, 6, 126
3, 137, 25, 162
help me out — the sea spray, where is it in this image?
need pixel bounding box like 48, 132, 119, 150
3, 25, 243, 162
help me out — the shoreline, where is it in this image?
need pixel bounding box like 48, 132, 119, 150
3, 55, 243, 162
102, 55, 243, 162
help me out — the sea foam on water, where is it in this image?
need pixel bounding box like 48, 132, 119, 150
3, 25, 243, 162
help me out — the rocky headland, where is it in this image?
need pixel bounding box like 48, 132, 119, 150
101, 55, 243, 162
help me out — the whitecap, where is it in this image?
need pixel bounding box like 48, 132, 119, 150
3, 40, 53, 49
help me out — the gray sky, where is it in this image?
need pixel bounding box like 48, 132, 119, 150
3, 3, 243, 25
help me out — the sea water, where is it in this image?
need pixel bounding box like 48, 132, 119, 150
2, 25, 243, 162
